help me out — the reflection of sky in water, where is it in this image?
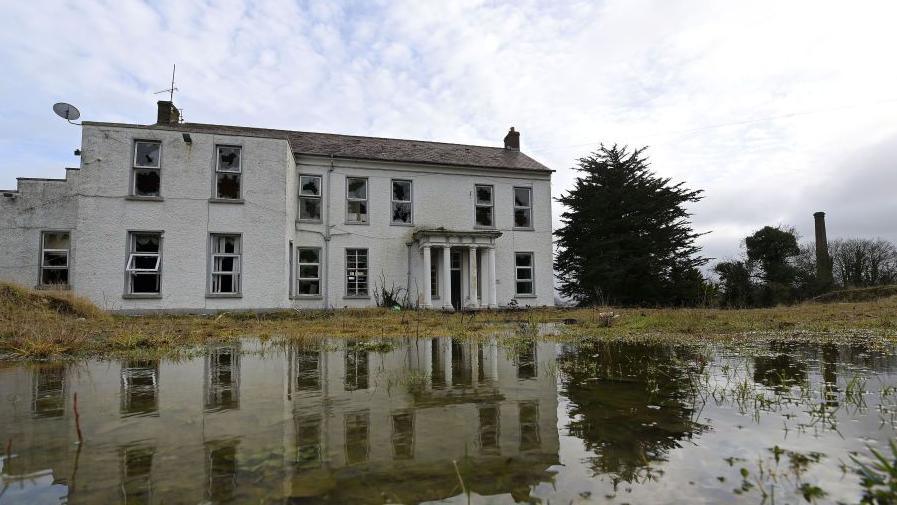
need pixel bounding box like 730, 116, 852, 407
0, 338, 894, 504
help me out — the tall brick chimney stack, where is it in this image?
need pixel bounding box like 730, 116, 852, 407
503, 127, 520, 151
814, 211, 834, 290
156, 100, 180, 125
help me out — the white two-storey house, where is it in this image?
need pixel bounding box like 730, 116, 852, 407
0, 101, 554, 312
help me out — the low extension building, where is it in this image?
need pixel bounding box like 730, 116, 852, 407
0, 101, 554, 312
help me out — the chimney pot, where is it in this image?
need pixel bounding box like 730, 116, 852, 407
156, 100, 180, 125
503, 127, 520, 150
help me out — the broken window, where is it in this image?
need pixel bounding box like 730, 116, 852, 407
298, 175, 322, 221
126, 232, 162, 295
132, 141, 161, 197
295, 350, 321, 392
346, 177, 368, 223
513, 186, 533, 228
478, 404, 500, 454
296, 247, 321, 296
345, 248, 368, 297
391, 179, 413, 224
210, 234, 241, 295
475, 185, 494, 227
205, 345, 240, 412
215, 146, 242, 199
519, 401, 541, 451
515, 252, 534, 296
40, 231, 70, 287
120, 360, 159, 417
345, 411, 370, 465
295, 415, 322, 468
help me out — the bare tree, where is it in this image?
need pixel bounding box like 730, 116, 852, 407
830, 238, 897, 288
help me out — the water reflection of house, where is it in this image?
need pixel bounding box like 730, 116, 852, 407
0, 337, 559, 504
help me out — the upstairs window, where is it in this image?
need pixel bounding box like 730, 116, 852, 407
40, 231, 70, 287
297, 247, 321, 296
514, 252, 535, 296
210, 234, 241, 295
475, 185, 494, 227
215, 146, 242, 199
346, 177, 368, 223
346, 248, 368, 297
513, 187, 533, 228
299, 175, 322, 221
132, 141, 161, 197
391, 180, 413, 224
126, 232, 162, 294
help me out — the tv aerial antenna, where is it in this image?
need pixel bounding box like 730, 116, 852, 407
52, 102, 81, 125
155, 64, 178, 102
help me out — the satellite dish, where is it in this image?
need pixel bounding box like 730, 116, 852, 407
52, 102, 81, 122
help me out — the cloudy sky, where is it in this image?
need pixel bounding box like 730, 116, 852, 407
2, 0, 896, 265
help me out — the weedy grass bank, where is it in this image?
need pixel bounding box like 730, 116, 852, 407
1, 281, 895, 360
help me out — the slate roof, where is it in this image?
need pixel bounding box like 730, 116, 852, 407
84, 121, 552, 172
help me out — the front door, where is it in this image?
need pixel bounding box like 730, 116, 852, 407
450, 250, 462, 310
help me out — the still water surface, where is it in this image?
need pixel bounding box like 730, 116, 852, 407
1, 337, 895, 504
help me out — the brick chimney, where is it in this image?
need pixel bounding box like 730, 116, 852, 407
503, 127, 520, 150
814, 211, 834, 289
156, 100, 180, 125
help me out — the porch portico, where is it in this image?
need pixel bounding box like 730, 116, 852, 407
413, 228, 502, 310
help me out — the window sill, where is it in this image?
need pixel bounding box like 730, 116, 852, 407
206, 293, 242, 299
513, 227, 535, 231
390, 222, 414, 227
126, 195, 164, 202
123, 293, 162, 299
209, 198, 244, 204
343, 295, 370, 300
514, 294, 537, 298
297, 219, 323, 225
292, 295, 323, 300
34, 284, 71, 291
474, 225, 496, 230
345, 221, 369, 226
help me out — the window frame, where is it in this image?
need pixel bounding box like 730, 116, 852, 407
124, 231, 163, 297
39, 230, 71, 288
474, 184, 494, 228
513, 186, 533, 230
131, 140, 162, 198
213, 145, 243, 201
208, 234, 242, 297
296, 247, 322, 298
430, 250, 439, 300
345, 248, 369, 298
390, 179, 413, 225
298, 174, 323, 223
514, 251, 536, 297
345, 177, 369, 224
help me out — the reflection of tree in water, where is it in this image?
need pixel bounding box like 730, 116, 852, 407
753, 343, 808, 390
559, 342, 707, 484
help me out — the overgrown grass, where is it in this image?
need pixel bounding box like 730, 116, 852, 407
1, 281, 895, 360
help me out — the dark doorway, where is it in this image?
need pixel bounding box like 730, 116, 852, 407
451, 250, 462, 310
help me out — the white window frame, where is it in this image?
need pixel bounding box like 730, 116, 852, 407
126, 232, 162, 295
298, 175, 323, 222
345, 177, 368, 224
39, 231, 71, 287
514, 252, 535, 296
215, 145, 242, 200
132, 140, 162, 197
474, 184, 494, 228
296, 247, 322, 297
390, 179, 413, 225
209, 234, 242, 295
346, 248, 369, 297
513, 186, 533, 229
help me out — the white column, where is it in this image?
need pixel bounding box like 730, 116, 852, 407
467, 245, 479, 308
441, 245, 453, 310
487, 246, 498, 308
422, 245, 432, 308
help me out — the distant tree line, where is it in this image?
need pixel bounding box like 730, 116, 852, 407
554, 143, 897, 308
715, 229, 897, 308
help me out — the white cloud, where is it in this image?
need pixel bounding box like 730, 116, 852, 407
2, 0, 896, 262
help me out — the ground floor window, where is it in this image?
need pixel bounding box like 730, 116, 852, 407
210, 234, 241, 294
346, 248, 368, 297
514, 252, 534, 296
126, 232, 162, 294
297, 247, 321, 296
40, 231, 70, 287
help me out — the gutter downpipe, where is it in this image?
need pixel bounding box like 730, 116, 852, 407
323, 155, 334, 309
